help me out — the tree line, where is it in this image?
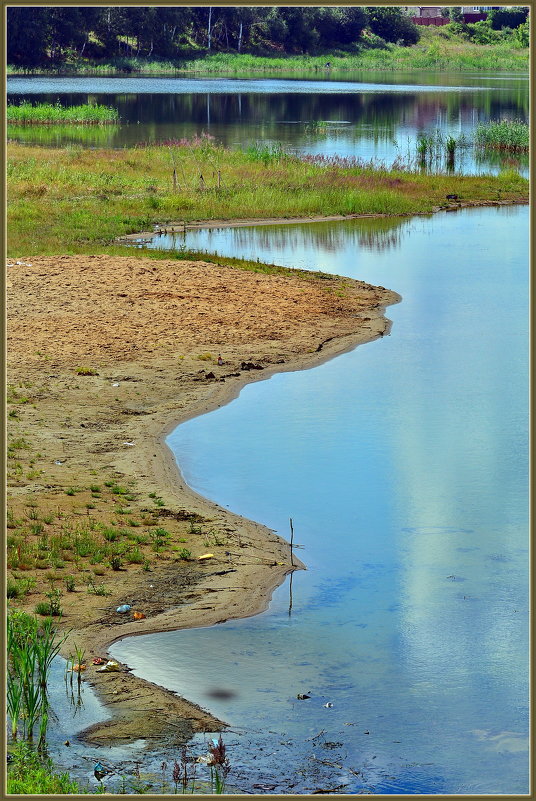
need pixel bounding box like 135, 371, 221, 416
7, 6, 421, 67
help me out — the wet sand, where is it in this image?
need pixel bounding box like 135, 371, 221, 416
7, 252, 399, 748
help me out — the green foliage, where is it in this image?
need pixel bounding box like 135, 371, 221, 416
488, 7, 528, 31
514, 20, 530, 47
366, 6, 420, 45
475, 119, 529, 152
7, 576, 35, 599
449, 7, 464, 23
7, 612, 65, 742
7, 742, 80, 794
64, 575, 76, 591
75, 366, 100, 375
7, 101, 119, 125
35, 587, 62, 616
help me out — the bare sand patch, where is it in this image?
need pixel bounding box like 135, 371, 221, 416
7, 253, 399, 747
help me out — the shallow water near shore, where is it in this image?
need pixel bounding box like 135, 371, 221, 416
112, 206, 529, 794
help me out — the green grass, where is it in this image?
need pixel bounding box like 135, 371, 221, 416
177, 35, 528, 73
7, 101, 119, 125
7, 140, 528, 258
8, 742, 80, 794
475, 120, 529, 152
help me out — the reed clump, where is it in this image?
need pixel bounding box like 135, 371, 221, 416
475, 119, 529, 152
7, 101, 119, 125
7, 611, 66, 745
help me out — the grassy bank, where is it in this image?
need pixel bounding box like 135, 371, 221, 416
7, 28, 529, 75
8, 743, 81, 793
7, 140, 528, 258
7, 101, 119, 125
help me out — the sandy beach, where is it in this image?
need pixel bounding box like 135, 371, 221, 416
7, 251, 399, 749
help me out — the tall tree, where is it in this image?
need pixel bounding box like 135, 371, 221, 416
366, 7, 420, 45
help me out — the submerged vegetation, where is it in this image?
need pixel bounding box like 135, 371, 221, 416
7, 611, 66, 746
7, 139, 528, 258
7, 101, 120, 125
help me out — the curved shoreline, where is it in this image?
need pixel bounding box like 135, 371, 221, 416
117, 199, 529, 243
7, 252, 400, 749
84, 320, 400, 747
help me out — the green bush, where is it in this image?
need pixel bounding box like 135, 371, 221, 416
488, 7, 528, 31
366, 6, 420, 45
35, 601, 53, 616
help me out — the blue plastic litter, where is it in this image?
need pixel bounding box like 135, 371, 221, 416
116, 604, 131, 613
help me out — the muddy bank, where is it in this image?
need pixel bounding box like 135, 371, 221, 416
7, 252, 399, 748
116, 200, 528, 243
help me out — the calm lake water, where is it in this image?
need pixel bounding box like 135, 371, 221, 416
111, 206, 529, 794
7, 72, 529, 174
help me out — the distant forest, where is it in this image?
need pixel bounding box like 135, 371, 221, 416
7, 6, 422, 66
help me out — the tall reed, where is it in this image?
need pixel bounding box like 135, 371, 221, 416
7, 611, 64, 745
475, 119, 529, 152
7, 101, 119, 125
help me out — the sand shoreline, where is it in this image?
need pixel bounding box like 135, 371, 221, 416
7, 253, 400, 749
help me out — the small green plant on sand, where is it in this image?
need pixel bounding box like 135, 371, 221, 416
75, 366, 99, 376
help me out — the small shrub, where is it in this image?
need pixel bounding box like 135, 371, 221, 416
110, 556, 122, 571
176, 548, 192, 561
128, 547, 144, 564
65, 576, 76, 592
75, 367, 99, 376
30, 523, 44, 535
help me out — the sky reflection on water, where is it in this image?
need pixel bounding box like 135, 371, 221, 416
112, 207, 528, 794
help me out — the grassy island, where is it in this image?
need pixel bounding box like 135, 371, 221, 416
7, 101, 120, 125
